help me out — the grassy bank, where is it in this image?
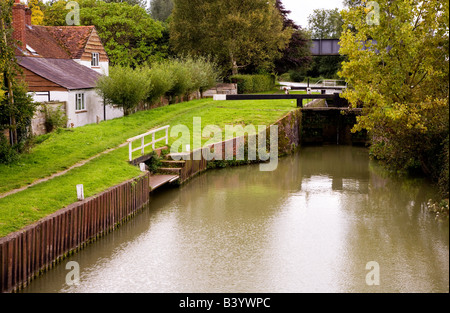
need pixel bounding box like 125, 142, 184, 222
0, 98, 297, 237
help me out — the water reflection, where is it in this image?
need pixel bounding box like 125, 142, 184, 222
22, 146, 449, 293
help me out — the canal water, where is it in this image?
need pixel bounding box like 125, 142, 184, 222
22, 146, 449, 293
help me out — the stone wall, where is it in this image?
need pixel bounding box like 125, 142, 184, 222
31, 101, 66, 136
203, 83, 238, 97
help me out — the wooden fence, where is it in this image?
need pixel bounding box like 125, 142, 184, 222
0, 173, 150, 293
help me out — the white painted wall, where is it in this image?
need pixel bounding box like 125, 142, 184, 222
74, 59, 109, 76
66, 89, 123, 128
29, 89, 123, 128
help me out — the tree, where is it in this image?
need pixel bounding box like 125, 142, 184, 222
306, 8, 346, 79
43, 0, 166, 67
42, 0, 68, 26
96, 66, 150, 115
81, 0, 166, 67
0, 0, 35, 150
27, 0, 44, 25
149, 0, 173, 22
273, 0, 312, 74
170, 0, 292, 76
102, 0, 147, 7
339, 0, 449, 194
308, 8, 344, 39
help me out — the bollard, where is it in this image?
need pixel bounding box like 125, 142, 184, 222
76, 184, 84, 201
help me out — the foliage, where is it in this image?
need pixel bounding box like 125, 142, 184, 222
339, 0, 449, 196
231, 74, 275, 94
144, 56, 219, 104
145, 151, 163, 173
96, 66, 150, 115
170, 0, 292, 76
1, 0, 36, 149
274, 0, 312, 74
306, 8, 345, 78
43, 0, 166, 67
307, 55, 346, 79
0, 133, 18, 165
143, 62, 175, 104
182, 56, 219, 97
149, 0, 173, 22
102, 0, 147, 7
287, 70, 306, 83
438, 136, 449, 198
43, 103, 68, 133
308, 8, 344, 39
27, 0, 44, 25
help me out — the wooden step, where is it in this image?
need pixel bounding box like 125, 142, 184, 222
160, 160, 186, 168
149, 174, 179, 190
165, 152, 190, 160
157, 167, 182, 175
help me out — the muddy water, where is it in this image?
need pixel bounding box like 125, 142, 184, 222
22, 146, 449, 293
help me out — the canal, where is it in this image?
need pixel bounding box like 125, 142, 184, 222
22, 146, 449, 293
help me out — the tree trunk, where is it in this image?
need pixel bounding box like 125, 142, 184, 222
4, 73, 17, 146
230, 52, 238, 76
1, 18, 17, 146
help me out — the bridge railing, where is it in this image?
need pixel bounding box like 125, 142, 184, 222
127, 125, 170, 161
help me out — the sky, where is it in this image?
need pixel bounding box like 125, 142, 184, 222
281, 0, 345, 28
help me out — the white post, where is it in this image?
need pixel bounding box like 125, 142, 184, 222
165, 127, 169, 145
76, 184, 84, 201
139, 163, 146, 172
141, 136, 145, 155
129, 141, 133, 161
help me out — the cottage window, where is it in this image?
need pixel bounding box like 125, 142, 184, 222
76, 93, 86, 111
91, 52, 99, 67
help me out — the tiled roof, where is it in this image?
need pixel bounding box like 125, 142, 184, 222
46, 26, 94, 59
17, 56, 101, 90
22, 25, 94, 59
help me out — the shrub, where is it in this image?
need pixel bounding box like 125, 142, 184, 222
288, 70, 305, 82
0, 133, 18, 165
96, 66, 150, 115
438, 136, 449, 198
43, 103, 68, 133
278, 73, 291, 82
252, 74, 274, 92
183, 56, 219, 97
230, 74, 274, 94
165, 59, 194, 103
144, 62, 175, 104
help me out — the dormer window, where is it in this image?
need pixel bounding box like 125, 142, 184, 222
91, 52, 99, 67
26, 45, 38, 56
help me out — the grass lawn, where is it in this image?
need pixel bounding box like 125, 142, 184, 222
0, 98, 297, 237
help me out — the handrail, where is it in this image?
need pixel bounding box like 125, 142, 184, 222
127, 125, 170, 161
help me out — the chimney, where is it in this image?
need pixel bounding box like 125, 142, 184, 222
25, 7, 32, 26
12, 0, 27, 51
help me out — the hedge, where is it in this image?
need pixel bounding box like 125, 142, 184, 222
231, 74, 275, 94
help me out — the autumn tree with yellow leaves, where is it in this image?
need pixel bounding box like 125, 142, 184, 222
339, 0, 449, 196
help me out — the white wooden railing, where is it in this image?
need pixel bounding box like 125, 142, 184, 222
127, 125, 170, 161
